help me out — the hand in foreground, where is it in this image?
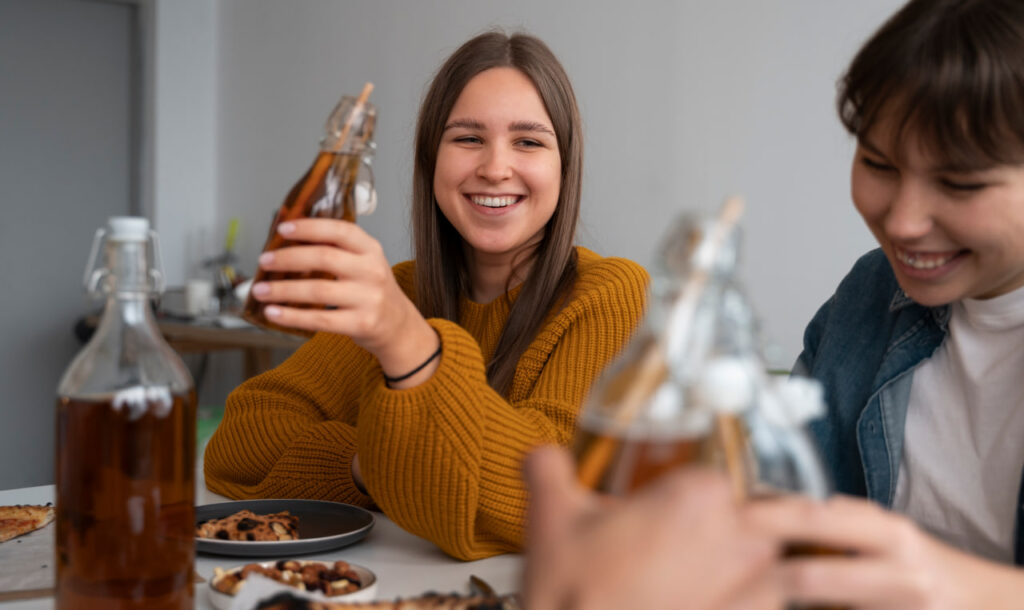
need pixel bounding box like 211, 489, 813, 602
747, 494, 1024, 609
251, 219, 439, 382
523, 446, 782, 610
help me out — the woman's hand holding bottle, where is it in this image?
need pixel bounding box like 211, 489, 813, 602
249, 217, 440, 387
748, 494, 1024, 609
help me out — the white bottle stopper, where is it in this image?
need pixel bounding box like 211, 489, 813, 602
775, 376, 826, 425
107, 216, 149, 241
696, 356, 755, 413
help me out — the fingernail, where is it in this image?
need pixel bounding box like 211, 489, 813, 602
264, 305, 282, 318
258, 252, 275, 265
277, 222, 295, 235
251, 282, 270, 296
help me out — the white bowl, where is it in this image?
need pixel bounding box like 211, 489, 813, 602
207, 559, 378, 610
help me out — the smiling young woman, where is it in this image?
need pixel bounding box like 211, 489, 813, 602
432, 67, 562, 282
202, 32, 648, 561
774, 0, 1024, 607
851, 121, 1024, 307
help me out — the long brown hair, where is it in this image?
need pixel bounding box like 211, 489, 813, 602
412, 31, 582, 396
837, 0, 1024, 169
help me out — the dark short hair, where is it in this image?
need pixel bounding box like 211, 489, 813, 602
838, 0, 1024, 169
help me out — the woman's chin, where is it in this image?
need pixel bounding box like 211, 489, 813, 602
894, 280, 961, 308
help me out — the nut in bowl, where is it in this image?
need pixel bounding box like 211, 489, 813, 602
208, 559, 377, 610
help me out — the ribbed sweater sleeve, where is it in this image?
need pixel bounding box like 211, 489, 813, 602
357, 251, 648, 560
203, 332, 377, 508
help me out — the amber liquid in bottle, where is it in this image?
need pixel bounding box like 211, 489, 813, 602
573, 424, 708, 494
55, 391, 196, 610
242, 150, 364, 335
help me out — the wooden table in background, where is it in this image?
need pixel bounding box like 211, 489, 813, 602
155, 318, 306, 379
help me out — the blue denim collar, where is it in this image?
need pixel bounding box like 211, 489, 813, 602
888, 289, 951, 332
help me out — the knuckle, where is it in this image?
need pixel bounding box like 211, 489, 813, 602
314, 247, 335, 269
786, 495, 824, 526
369, 289, 386, 311
312, 310, 332, 329
368, 262, 388, 285
355, 314, 375, 337
806, 497, 830, 522
311, 281, 332, 302
786, 561, 823, 597
891, 518, 921, 551
744, 537, 779, 569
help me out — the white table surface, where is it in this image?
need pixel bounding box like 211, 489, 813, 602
0, 455, 522, 609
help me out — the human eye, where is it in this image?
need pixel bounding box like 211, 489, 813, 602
940, 177, 989, 192
452, 134, 482, 145
860, 156, 896, 173
516, 138, 544, 148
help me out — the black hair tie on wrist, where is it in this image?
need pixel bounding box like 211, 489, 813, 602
383, 343, 443, 386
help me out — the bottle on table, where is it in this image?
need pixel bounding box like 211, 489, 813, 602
242, 84, 378, 335
56, 217, 196, 610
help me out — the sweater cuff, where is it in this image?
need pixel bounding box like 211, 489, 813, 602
366, 318, 488, 406
330, 424, 377, 508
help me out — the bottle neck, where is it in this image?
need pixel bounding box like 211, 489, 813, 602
97, 239, 159, 329
102, 239, 151, 296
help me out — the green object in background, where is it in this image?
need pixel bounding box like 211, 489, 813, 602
225, 218, 239, 253
197, 405, 224, 451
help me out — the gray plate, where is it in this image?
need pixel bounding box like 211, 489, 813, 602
195, 499, 374, 557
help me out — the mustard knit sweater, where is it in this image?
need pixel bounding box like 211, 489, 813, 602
204, 246, 648, 560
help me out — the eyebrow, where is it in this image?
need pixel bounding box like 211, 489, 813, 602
859, 135, 992, 173
444, 118, 485, 131
509, 120, 556, 136
858, 137, 886, 158
443, 118, 555, 136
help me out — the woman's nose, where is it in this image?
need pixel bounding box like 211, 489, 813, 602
884, 179, 934, 240
476, 145, 513, 182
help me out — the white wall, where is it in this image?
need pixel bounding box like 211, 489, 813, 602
154, 0, 906, 369
152, 0, 218, 283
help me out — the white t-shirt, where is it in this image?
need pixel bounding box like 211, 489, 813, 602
893, 285, 1024, 563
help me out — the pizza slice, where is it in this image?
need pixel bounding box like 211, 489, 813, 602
0, 503, 55, 543
196, 509, 299, 542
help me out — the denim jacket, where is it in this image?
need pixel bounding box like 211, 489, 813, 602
794, 248, 1024, 566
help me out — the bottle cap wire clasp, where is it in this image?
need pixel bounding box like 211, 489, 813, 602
82, 217, 166, 298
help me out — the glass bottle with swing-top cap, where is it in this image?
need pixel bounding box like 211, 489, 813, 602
242, 85, 378, 334
56, 217, 196, 610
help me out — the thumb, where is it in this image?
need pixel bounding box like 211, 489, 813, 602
522, 445, 579, 610
524, 445, 579, 542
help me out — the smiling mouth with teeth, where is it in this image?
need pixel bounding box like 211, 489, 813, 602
895, 249, 963, 270
470, 195, 522, 208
